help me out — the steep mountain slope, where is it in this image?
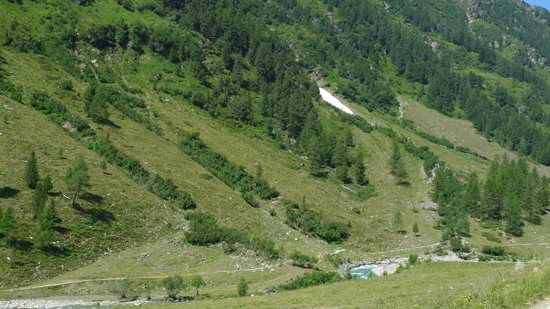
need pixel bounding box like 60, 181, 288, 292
2, 0, 550, 307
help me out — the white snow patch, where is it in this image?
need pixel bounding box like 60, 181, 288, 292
319, 88, 353, 115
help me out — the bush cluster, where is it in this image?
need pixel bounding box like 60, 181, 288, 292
147, 175, 196, 209
278, 271, 341, 291
179, 133, 279, 200
284, 203, 349, 243
184, 212, 279, 259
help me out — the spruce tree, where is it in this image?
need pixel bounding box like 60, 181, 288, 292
354, 152, 368, 186
504, 194, 523, 237
331, 139, 348, 168
388, 139, 408, 184
463, 172, 481, 216
24, 151, 39, 189
237, 276, 248, 297
482, 175, 502, 221
232, 54, 243, 85
65, 153, 90, 207
307, 136, 324, 176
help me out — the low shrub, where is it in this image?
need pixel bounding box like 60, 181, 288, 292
278, 271, 341, 291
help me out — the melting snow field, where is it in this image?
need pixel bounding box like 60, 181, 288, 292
319, 88, 353, 115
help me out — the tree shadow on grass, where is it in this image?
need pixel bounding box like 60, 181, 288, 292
0, 187, 20, 198
101, 119, 121, 129
74, 203, 115, 224
81, 192, 105, 204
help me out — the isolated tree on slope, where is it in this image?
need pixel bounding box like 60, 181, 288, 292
24, 151, 39, 189
388, 139, 408, 184
65, 153, 90, 207
191, 275, 206, 296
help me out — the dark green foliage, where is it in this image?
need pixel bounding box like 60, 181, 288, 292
28, 92, 93, 137
65, 153, 89, 207
147, 175, 196, 209
241, 191, 260, 208
412, 222, 419, 235
388, 139, 408, 184
84, 85, 110, 122
60, 80, 73, 91
289, 251, 318, 268
278, 271, 341, 291
184, 212, 278, 259
339, 114, 373, 134
354, 152, 368, 186
463, 172, 481, 217
31, 175, 53, 218
35, 200, 58, 251
481, 246, 506, 256
450, 238, 470, 253
237, 277, 248, 297
284, 203, 349, 243
179, 133, 279, 200
184, 212, 246, 246
407, 253, 419, 266
504, 194, 523, 237
24, 151, 40, 189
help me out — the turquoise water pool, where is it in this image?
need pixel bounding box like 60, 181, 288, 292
349, 264, 393, 279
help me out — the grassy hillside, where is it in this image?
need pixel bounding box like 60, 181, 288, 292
2, 0, 550, 307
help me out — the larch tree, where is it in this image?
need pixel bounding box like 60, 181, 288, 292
388, 139, 408, 185
354, 152, 368, 186
65, 153, 90, 207
24, 151, 39, 189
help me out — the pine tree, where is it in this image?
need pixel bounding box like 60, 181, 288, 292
307, 136, 324, 176
30, 175, 53, 218
354, 152, 368, 186
504, 194, 523, 237
35, 200, 57, 251
221, 43, 233, 71
65, 153, 90, 207
85, 86, 110, 122
463, 172, 481, 216
388, 139, 408, 184
232, 54, 243, 85
1, 206, 16, 245
331, 139, 348, 168
237, 276, 248, 297
482, 175, 502, 221
412, 222, 419, 236
24, 151, 39, 189
345, 130, 354, 147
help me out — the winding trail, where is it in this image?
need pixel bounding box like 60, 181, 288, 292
0, 266, 268, 292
